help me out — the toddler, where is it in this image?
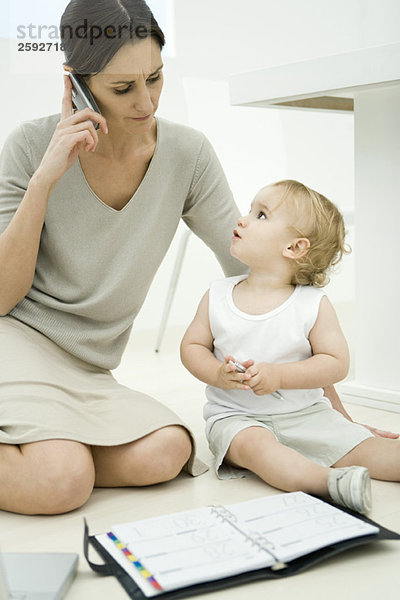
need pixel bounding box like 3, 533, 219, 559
181, 180, 400, 514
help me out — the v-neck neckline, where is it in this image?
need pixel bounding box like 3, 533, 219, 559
76, 117, 161, 214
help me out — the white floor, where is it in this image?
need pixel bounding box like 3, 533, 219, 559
2, 326, 400, 599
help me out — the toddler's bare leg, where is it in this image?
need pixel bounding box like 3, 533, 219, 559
0, 440, 95, 515
333, 436, 400, 480
226, 426, 330, 497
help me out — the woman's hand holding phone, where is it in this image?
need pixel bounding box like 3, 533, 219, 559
34, 75, 108, 191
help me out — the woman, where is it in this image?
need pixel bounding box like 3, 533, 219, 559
0, 0, 394, 516
0, 0, 244, 516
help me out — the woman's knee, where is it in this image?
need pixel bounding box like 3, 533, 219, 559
24, 440, 95, 514
152, 425, 192, 482
92, 426, 192, 487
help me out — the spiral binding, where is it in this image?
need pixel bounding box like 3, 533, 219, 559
209, 505, 287, 570
209, 505, 238, 524
244, 531, 286, 569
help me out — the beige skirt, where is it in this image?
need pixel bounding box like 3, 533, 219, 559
0, 316, 207, 476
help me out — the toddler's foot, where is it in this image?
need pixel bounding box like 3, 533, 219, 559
327, 466, 372, 514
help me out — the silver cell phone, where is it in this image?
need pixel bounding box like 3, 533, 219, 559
229, 360, 247, 373
67, 72, 101, 130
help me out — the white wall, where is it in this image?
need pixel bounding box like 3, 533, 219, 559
1, 0, 399, 338
174, 0, 400, 76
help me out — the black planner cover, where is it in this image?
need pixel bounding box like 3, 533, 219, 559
83, 504, 400, 600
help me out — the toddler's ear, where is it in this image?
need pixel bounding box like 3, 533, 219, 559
283, 237, 310, 259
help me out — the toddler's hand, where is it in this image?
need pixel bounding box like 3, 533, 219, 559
216, 355, 254, 391
246, 362, 281, 396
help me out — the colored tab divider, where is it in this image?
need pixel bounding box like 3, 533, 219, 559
107, 531, 163, 591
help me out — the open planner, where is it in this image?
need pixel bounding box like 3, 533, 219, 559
84, 491, 400, 599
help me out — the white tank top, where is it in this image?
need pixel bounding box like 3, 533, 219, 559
204, 275, 329, 436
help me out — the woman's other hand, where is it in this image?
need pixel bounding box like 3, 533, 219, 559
358, 424, 399, 439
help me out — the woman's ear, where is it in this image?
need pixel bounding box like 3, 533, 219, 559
282, 237, 310, 259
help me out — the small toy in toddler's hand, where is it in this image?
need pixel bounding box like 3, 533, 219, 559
229, 360, 283, 399
228, 360, 247, 373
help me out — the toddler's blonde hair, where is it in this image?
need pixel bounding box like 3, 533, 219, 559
272, 179, 350, 287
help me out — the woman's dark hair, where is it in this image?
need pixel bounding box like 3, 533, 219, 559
60, 0, 165, 76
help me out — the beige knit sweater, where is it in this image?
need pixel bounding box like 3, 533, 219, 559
0, 114, 245, 369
